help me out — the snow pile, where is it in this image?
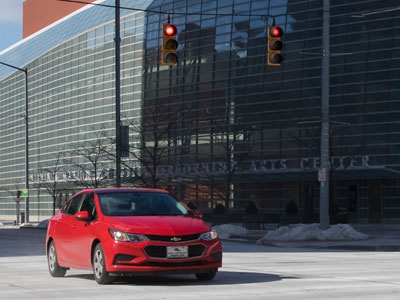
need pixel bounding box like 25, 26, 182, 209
213, 224, 248, 239
258, 223, 369, 244
37, 219, 49, 229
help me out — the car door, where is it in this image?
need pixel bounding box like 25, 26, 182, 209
69, 192, 97, 268
56, 193, 85, 263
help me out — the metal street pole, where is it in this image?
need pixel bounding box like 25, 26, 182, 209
320, 0, 330, 229
0, 61, 29, 223
24, 69, 30, 223
115, 0, 122, 187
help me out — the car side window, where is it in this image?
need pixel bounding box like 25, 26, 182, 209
66, 194, 84, 215
61, 202, 68, 214
80, 193, 96, 219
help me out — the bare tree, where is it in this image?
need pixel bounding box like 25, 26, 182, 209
286, 116, 364, 222
211, 113, 255, 211
0, 183, 23, 224
66, 130, 114, 188
120, 106, 177, 188
35, 153, 67, 215
288, 119, 364, 173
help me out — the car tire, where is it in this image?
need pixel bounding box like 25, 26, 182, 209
195, 268, 218, 281
93, 243, 114, 285
47, 241, 67, 277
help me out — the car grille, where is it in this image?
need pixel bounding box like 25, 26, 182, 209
144, 244, 205, 258
145, 234, 201, 242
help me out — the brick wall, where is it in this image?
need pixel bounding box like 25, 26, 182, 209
23, 0, 96, 38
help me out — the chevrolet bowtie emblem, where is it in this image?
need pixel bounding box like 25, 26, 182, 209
170, 237, 182, 242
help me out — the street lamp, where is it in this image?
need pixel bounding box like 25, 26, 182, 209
0, 61, 30, 224
319, 0, 330, 230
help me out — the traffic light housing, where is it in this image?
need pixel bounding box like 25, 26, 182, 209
267, 25, 284, 66
161, 24, 178, 66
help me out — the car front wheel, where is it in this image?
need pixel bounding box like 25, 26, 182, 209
47, 241, 67, 277
93, 243, 114, 284
195, 268, 218, 281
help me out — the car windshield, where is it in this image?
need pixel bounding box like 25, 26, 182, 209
97, 192, 190, 217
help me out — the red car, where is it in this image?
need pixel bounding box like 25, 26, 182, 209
46, 188, 222, 284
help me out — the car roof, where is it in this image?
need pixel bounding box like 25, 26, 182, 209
88, 187, 169, 194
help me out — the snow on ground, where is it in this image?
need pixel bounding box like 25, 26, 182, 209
213, 224, 248, 239
258, 223, 369, 244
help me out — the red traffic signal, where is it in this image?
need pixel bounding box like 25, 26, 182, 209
161, 24, 178, 66
164, 24, 177, 36
270, 26, 283, 38
267, 25, 284, 66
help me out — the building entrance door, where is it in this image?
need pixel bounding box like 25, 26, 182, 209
348, 185, 358, 223
301, 183, 315, 223
369, 181, 382, 223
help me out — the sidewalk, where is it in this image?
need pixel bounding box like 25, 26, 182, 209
0, 220, 45, 229
227, 224, 400, 251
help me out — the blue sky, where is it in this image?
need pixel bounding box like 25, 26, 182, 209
0, 0, 24, 52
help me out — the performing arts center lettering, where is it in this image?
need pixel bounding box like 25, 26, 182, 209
30, 155, 377, 183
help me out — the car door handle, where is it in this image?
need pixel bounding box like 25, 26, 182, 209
71, 224, 76, 230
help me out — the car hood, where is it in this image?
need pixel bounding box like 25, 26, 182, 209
103, 215, 210, 236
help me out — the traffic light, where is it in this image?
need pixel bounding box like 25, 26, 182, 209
161, 24, 178, 66
267, 25, 284, 66
17, 190, 21, 198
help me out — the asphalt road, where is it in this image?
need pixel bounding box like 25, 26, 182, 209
1, 229, 400, 300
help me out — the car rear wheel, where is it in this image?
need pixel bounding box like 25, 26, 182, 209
93, 243, 114, 284
195, 268, 218, 281
47, 241, 67, 277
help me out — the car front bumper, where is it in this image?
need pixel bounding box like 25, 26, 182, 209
102, 238, 222, 275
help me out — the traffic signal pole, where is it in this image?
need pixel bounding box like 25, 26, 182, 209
115, 0, 122, 187
24, 69, 30, 223
320, 0, 330, 230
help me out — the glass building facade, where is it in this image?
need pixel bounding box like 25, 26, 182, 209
1, 0, 400, 223
0, 0, 150, 220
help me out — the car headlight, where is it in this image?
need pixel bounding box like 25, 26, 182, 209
108, 228, 148, 243
200, 230, 218, 241
127, 233, 148, 243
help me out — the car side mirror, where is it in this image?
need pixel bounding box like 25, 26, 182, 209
191, 210, 203, 218
74, 211, 90, 221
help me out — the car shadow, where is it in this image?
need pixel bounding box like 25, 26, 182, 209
66, 270, 296, 285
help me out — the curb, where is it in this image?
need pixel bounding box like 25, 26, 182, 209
20, 226, 47, 230
0, 224, 47, 230
231, 234, 261, 241
225, 235, 400, 252
325, 245, 400, 251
